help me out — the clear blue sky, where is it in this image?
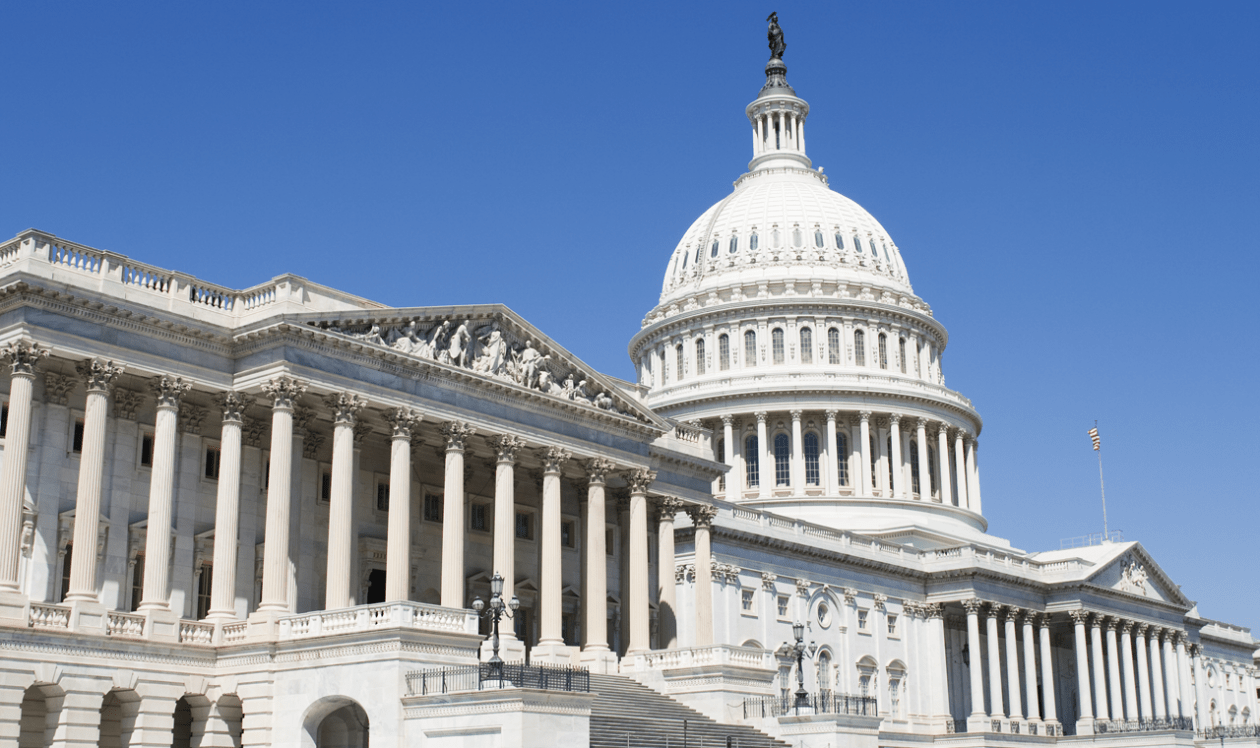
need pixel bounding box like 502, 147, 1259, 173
3, 2, 1257, 630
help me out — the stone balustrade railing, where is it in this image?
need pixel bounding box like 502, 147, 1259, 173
221, 621, 249, 644
28, 603, 70, 630
107, 612, 145, 638
277, 601, 478, 640
622, 644, 773, 672
179, 620, 215, 645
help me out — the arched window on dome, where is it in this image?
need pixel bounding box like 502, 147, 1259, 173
799, 327, 813, 364
882, 243, 891, 262
878, 333, 888, 370
835, 232, 845, 250
675, 343, 685, 381
772, 229, 782, 248
928, 446, 938, 499
774, 433, 790, 486
745, 435, 760, 488
710, 239, 719, 258
836, 432, 850, 486
854, 330, 866, 366
804, 432, 820, 486
772, 328, 785, 364
909, 441, 920, 496
898, 338, 907, 374
870, 239, 879, 257
828, 328, 840, 364
886, 435, 895, 494
814, 230, 824, 248
681, 249, 689, 269
853, 236, 862, 254
719, 334, 730, 371
792, 228, 803, 248
695, 338, 705, 376
694, 243, 703, 265
744, 330, 757, 367
729, 236, 738, 254
749, 232, 759, 251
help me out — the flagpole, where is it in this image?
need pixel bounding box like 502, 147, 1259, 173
1094, 420, 1108, 539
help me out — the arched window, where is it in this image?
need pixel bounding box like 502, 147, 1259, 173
889, 677, 902, 717
816, 650, 832, 693
882, 243, 891, 262
749, 232, 759, 251
729, 236, 738, 254
910, 441, 920, 495
771, 328, 785, 364
774, 433, 790, 486
681, 250, 689, 269
814, 230, 824, 248
675, 344, 685, 381
695, 338, 705, 376
804, 432, 820, 486
745, 435, 760, 488
694, 244, 703, 264
854, 330, 866, 366
835, 232, 845, 250
799, 327, 813, 364
744, 330, 757, 367
898, 338, 907, 374
853, 236, 862, 253
928, 446, 938, 497
792, 228, 803, 247
859, 674, 871, 698
828, 328, 840, 364
878, 333, 888, 369
836, 432, 849, 486
719, 334, 730, 371
870, 239, 879, 257
710, 240, 719, 258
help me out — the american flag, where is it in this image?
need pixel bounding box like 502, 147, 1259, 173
1088, 427, 1100, 451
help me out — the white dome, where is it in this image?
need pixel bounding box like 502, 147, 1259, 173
657, 167, 914, 308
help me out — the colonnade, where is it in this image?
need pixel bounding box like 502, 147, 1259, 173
715, 410, 980, 511
0, 344, 719, 657
751, 105, 804, 156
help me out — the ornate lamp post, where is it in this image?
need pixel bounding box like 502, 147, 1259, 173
472, 571, 521, 669
787, 620, 819, 709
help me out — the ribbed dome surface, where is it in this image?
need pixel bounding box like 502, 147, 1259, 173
658, 167, 913, 306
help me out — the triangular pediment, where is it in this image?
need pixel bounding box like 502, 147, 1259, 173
1087, 542, 1190, 607
288, 304, 665, 429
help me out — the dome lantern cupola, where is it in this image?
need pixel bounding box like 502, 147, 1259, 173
746, 55, 811, 172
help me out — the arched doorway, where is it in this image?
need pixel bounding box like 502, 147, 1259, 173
19, 683, 63, 748
99, 688, 140, 748
302, 697, 369, 748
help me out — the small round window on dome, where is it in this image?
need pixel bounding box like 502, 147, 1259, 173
750, 233, 759, 251
814, 230, 824, 248
792, 228, 803, 248
729, 236, 738, 254
710, 240, 719, 258
835, 233, 845, 250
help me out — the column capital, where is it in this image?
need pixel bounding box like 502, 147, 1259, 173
583, 456, 616, 484
916, 417, 930, 431
42, 371, 76, 406
386, 407, 422, 440
324, 392, 367, 426
1171, 630, 1187, 645
843, 587, 858, 605
147, 374, 190, 409
754, 411, 768, 424
961, 597, 984, 615
924, 602, 944, 620
214, 392, 253, 425
789, 409, 803, 421
1089, 612, 1106, 629
1135, 622, 1150, 636
0, 341, 49, 377
113, 388, 144, 420
1037, 612, 1053, 630
1120, 619, 1135, 634
1024, 610, 1042, 627
1149, 625, 1165, 639
352, 421, 373, 444
1187, 642, 1202, 657
858, 410, 871, 423
720, 414, 735, 426
79, 358, 125, 393
761, 571, 777, 590
440, 420, 476, 451
1069, 609, 1091, 625
824, 409, 838, 421
490, 433, 526, 463
1005, 605, 1023, 623
179, 404, 209, 435
957, 427, 970, 439
888, 412, 902, 426
1105, 616, 1119, 632
654, 496, 684, 522
688, 504, 718, 528
541, 446, 572, 474
934, 423, 949, 439
625, 467, 656, 494
262, 375, 307, 410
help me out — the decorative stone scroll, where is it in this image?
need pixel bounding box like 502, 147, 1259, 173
42, 372, 76, 406
242, 416, 268, 448
1, 341, 49, 376
262, 376, 307, 410
113, 388, 145, 420
490, 433, 525, 462
148, 375, 190, 409
385, 407, 422, 439
688, 504, 717, 528
440, 421, 475, 451
324, 392, 367, 426
626, 468, 656, 494
654, 496, 683, 522
584, 457, 616, 484
80, 359, 124, 393
541, 446, 572, 473
761, 571, 778, 590
178, 404, 208, 435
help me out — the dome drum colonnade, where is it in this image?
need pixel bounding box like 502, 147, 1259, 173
0, 340, 720, 662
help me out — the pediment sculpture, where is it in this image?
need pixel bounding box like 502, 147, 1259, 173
1117, 553, 1149, 596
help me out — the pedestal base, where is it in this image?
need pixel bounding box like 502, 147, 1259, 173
68, 599, 107, 634
578, 648, 620, 674
529, 642, 576, 666
966, 714, 991, 733
1075, 717, 1095, 736
245, 609, 283, 642
480, 635, 527, 665
0, 590, 29, 627
143, 608, 180, 642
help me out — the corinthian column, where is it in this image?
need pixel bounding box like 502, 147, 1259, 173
916, 419, 931, 501
655, 497, 683, 649
824, 410, 839, 494
789, 410, 804, 496
1070, 610, 1095, 730
1005, 607, 1023, 720
206, 392, 251, 621
936, 425, 953, 505
1039, 615, 1059, 728
257, 376, 306, 614
1135, 623, 1153, 719
1150, 627, 1167, 719
581, 458, 614, 659
987, 604, 1007, 718
755, 412, 770, 498
1120, 620, 1139, 721
690, 504, 718, 647
384, 408, 421, 602
720, 415, 738, 497
1106, 617, 1124, 719
66, 359, 123, 603
966, 437, 982, 513
962, 599, 987, 728
1022, 613, 1041, 724
323, 392, 366, 610
625, 468, 655, 654
537, 446, 571, 651
858, 411, 872, 496
440, 421, 475, 609
138, 374, 191, 612
888, 414, 903, 498
1162, 631, 1181, 718
1175, 633, 1192, 722
1090, 614, 1110, 720
0, 342, 47, 598
489, 433, 524, 612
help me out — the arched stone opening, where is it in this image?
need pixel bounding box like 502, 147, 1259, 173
302, 696, 370, 748
171, 694, 212, 748
19, 682, 64, 748
99, 688, 140, 748
207, 693, 244, 747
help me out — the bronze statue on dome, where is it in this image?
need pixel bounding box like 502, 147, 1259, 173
767, 12, 786, 60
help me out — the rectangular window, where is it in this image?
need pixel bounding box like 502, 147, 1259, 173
59, 544, 72, 602
858, 609, 869, 630
72, 418, 85, 453
515, 512, 533, 540
424, 493, 443, 522
878, 334, 888, 369
561, 520, 575, 548
470, 503, 488, 532
828, 328, 841, 364
140, 431, 155, 467
0, 402, 8, 438
320, 470, 332, 504
204, 445, 221, 480
899, 338, 907, 374
130, 554, 145, 611
695, 339, 706, 376
196, 565, 213, 620
744, 330, 757, 367
741, 589, 755, 612
887, 614, 898, 635
777, 595, 789, 618
719, 335, 730, 371
376, 481, 390, 512
605, 527, 615, 556
771, 329, 785, 364
745, 436, 760, 488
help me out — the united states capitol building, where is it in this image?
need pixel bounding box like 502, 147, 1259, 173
0, 20, 1255, 748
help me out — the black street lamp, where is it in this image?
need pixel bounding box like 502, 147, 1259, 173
788, 620, 819, 709
472, 571, 521, 667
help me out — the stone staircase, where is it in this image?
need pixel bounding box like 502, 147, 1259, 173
588, 673, 790, 748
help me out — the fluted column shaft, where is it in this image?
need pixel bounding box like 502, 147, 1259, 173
692, 506, 717, 647
140, 375, 188, 611
1090, 616, 1110, 720
0, 344, 45, 592
259, 377, 305, 613
1135, 626, 1153, 718
539, 447, 570, 647
953, 431, 969, 507
964, 601, 986, 717
440, 422, 474, 609
966, 438, 982, 512
1176, 636, 1193, 721
582, 459, 613, 652
324, 393, 364, 610
1072, 612, 1095, 722
721, 415, 738, 496
755, 412, 770, 498
1022, 615, 1041, 722
824, 411, 839, 494
1106, 620, 1124, 719
888, 415, 903, 498
1163, 634, 1181, 718
486, 435, 523, 614
1005, 611, 1023, 719
916, 420, 931, 501
67, 360, 121, 602
1121, 623, 1139, 720
656, 498, 681, 649
789, 410, 804, 496
936, 427, 953, 505
858, 412, 872, 497
1150, 629, 1167, 718
1039, 618, 1059, 724
987, 606, 1006, 718
1192, 648, 1206, 728
626, 469, 654, 654
385, 409, 420, 602
207, 394, 249, 620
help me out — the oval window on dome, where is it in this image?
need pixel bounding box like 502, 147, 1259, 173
792, 228, 803, 247
835, 232, 844, 250
710, 240, 719, 258
749, 232, 759, 251
729, 236, 738, 254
